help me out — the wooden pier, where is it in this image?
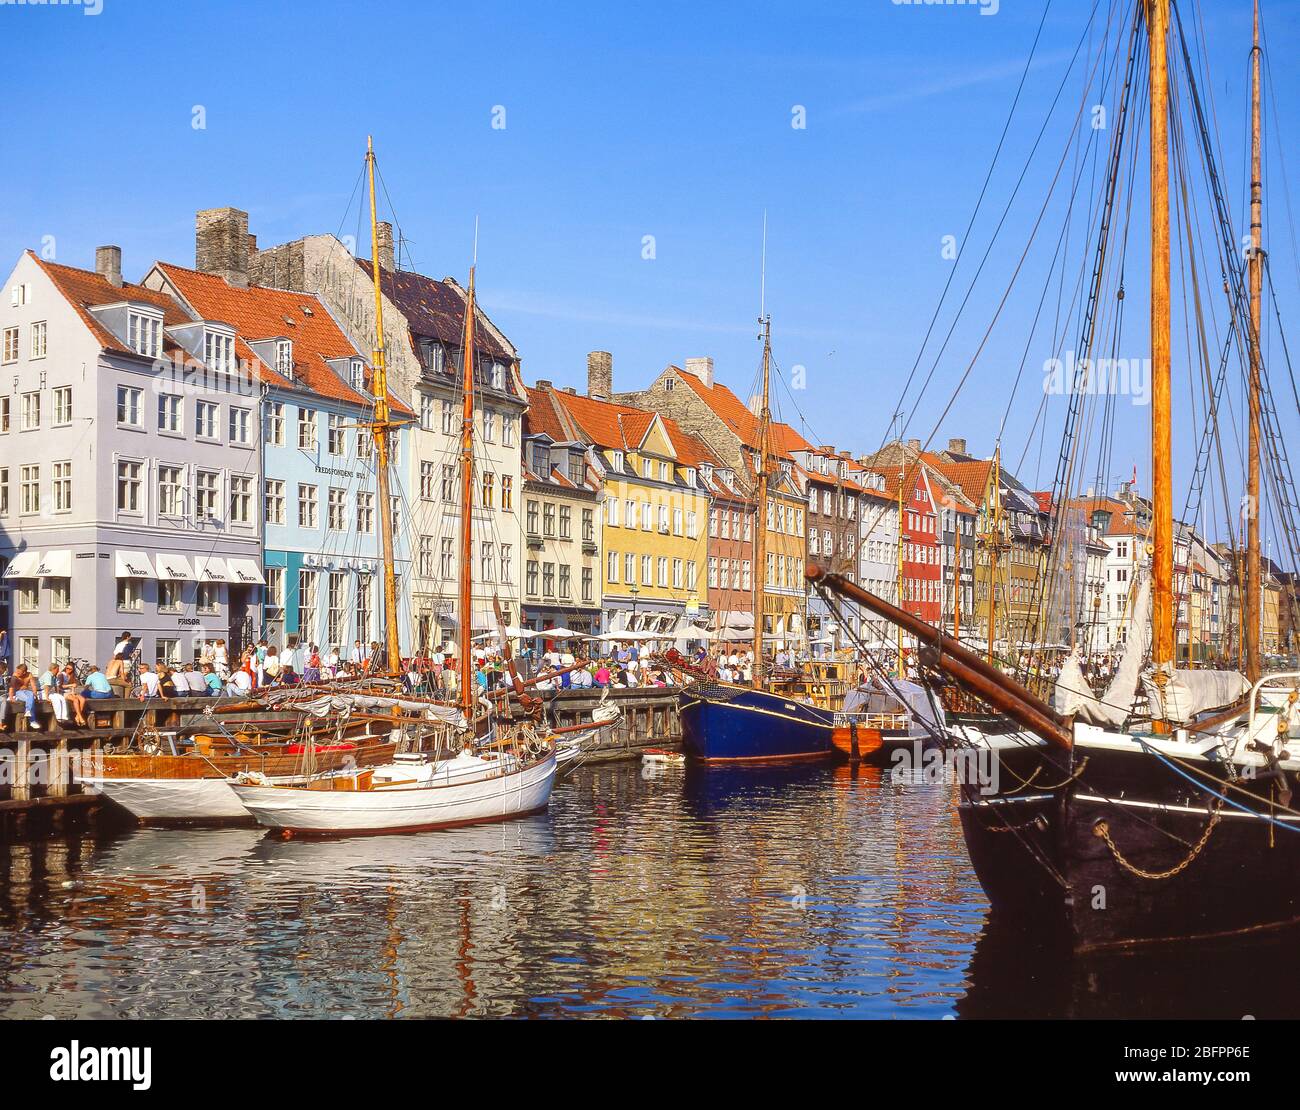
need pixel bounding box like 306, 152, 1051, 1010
510, 687, 683, 763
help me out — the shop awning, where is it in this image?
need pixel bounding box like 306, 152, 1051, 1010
33, 550, 71, 577
115, 550, 156, 578
193, 556, 231, 582
3, 550, 40, 579
155, 553, 195, 581
226, 557, 266, 585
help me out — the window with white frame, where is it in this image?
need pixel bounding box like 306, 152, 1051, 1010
328, 487, 346, 531
264, 479, 285, 525
195, 470, 220, 520
500, 544, 513, 585
195, 400, 218, 439
275, 339, 293, 378
20, 391, 39, 431
2, 327, 18, 363
161, 467, 185, 516
30, 320, 46, 359
442, 398, 457, 435
116, 460, 141, 513
265, 566, 284, 610
327, 413, 345, 456
356, 491, 374, 534
419, 461, 435, 501
128, 311, 162, 358
229, 475, 253, 524
297, 408, 316, 449
265, 402, 285, 445
229, 406, 251, 445
298, 484, 318, 528
157, 392, 182, 432
297, 570, 317, 641
117, 578, 142, 612
205, 330, 234, 373
52, 461, 71, 512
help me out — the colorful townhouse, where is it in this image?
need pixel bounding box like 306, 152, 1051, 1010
520, 386, 604, 640
0, 245, 264, 669
146, 229, 412, 655
619, 355, 808, 646
538, 355, 710, 638
247, 210, 528, 649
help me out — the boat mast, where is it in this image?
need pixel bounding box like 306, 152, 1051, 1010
365, 137, 402, 676
1149, 0, 1176, 716
896, 465, 905, 677
752, 315, 772, 690
953, 513, 961, 640
1245, 0, 1264, 683
459, 262, 479, 717
983, 446, 1003, 666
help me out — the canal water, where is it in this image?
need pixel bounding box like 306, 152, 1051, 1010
0, 761, 1292, 1019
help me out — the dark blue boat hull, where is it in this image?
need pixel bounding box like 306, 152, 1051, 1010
678, 686, 837, 763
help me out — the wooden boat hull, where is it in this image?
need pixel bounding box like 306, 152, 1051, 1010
230, 753, 557, 837
957, 730, 1300, 951
77, 741, 398, 824
678, 685, 837, 763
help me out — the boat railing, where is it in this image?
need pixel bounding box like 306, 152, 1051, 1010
1248, 671, 1300, 739
833, 710, 909, 730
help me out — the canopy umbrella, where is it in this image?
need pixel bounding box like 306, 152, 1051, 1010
539, 626, 581, 639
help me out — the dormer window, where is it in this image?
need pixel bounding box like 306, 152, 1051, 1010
128, 311, 163, 358
350, 360, 366, 392
700, 463, 714, 482
490, 361, 505, 390
610, 450, 624, 472
684, 467, 697, 486
276, 339, 293, 378
204, 329, 234, 373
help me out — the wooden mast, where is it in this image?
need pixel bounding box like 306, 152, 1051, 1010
1245, 0, 1264, 683
752, 315, 772, 690
953, 513, 961, 640
896, 464, 905, 677
1149, 0, 1176, 722
983, 446, 1003, 666
458, 262, 479, 717
365, 137, 402, 676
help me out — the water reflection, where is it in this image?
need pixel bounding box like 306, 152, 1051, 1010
0, 762, 1290, 1018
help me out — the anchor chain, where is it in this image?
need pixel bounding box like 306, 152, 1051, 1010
1092, 801, 1221, 880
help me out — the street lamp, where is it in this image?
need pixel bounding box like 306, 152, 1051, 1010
629, 583, 640, 634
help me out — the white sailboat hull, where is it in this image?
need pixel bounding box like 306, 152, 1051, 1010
80, 775, 254, 822
230, 753, 558, 836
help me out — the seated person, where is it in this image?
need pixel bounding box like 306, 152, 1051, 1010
82, 666, 115, 700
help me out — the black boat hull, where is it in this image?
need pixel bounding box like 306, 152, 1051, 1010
959, 738, 1300, 951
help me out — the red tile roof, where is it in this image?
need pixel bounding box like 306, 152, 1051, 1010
34, 252, 192, 357
156, 262, 411, 415
668, 367, 811, 458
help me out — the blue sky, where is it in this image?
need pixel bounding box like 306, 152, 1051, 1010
3, 0, 1297, 537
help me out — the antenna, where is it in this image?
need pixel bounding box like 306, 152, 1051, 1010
473, 215, 480, 267
760, 209, 768, 321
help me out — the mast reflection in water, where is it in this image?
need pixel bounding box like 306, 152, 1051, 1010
0, 763, 1290, 1018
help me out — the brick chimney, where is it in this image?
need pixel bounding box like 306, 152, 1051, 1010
95, 245, 122, 288
948, 437, 967, 456
376, 221, 395, 272
587, 351, 612, 400
683, 356, 714, 388
195, 207, 249, 287
907, 438, 921, 453
535, 379, 553, 391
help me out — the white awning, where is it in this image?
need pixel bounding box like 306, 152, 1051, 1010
155, 553, 195, 581
193, 556, 231, 582
115, 550, 156, 578
226, 557, 266, 585
3, 550, 40, 579
34, 550, 72, 577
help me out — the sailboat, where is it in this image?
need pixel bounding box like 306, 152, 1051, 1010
231, 138, 557, 836
810, 0, 1300, 950
676, 315, 840, 763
